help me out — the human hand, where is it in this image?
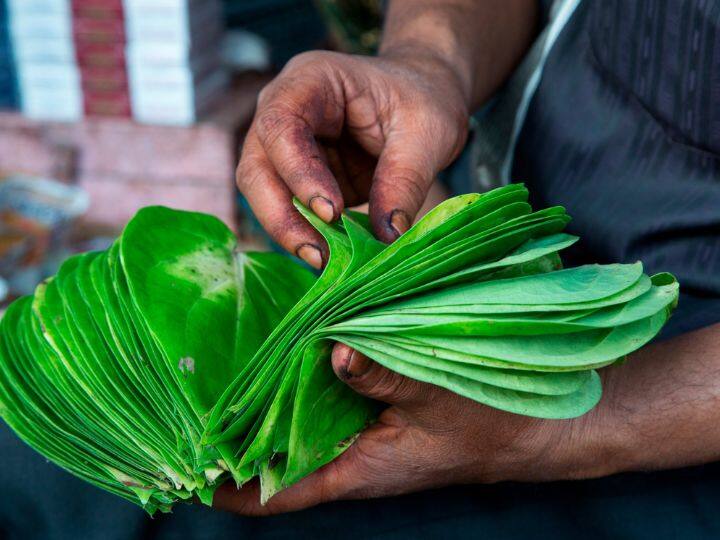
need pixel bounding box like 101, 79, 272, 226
236, 49, 470, 268
213, 344, 616, 516
215, 322, 720, 515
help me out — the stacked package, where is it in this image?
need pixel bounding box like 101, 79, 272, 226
0, 0, 18, 109
124, 0, 227, 125
6, 0, 226, 124
73, 0, 131, 117
8, 0, 82, 120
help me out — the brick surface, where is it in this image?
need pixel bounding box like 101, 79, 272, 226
0, 113, 77, 180
76, 118, 235, 183
0, 75, 268, 231
79, 172, 236, 229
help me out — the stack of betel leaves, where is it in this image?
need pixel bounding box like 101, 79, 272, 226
0, 184, 678, 514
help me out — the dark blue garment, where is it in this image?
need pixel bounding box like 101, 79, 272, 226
514, 0, 720, 340
0, 0, 18, 110
5, 416, 720, 540
2, 1, 720, 538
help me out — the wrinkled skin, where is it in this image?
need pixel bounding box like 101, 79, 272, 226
214, 344, 562, 515
236, 50, 470, 267
216, 322, 720, 516
226, 0, 720, 516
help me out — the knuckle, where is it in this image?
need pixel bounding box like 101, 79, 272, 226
255, 106, 295, 148
389, 166, 430, 206
234, 153, 252, 189
235, 162, 263, 193
454, 109, 470, 134
285, 50, 325, 70
313, 467, 340, 504
447, 112, 469, 158
369, 368, 413, 401
267, 213, 310, 251
234, 163, 245, 190
286, 151, 328, 184
265, 217, 293, 246
255, 106, 285, 139
350, 441, 386, 477
256, 83, 274, 107
256, 75, 305, 108
415, 105, 468, 158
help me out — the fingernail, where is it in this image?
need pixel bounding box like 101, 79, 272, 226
389, 209, 411, 239
309, 196, 336, 223
344, 350, 371, 379
296, 243, 323, 269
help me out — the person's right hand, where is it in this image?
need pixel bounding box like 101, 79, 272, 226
236, 49, 470, 268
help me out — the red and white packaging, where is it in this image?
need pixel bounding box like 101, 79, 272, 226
71, 0, 131, 117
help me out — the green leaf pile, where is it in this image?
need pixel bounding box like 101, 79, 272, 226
0, 184, 678, 513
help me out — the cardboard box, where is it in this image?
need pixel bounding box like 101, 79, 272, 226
7, 0, 69, 16
123, 0, 221, 43
75, 40, 126, 68
16, 62, 80, 88
125, 25, 220, 65
130, 70, 227, 125
18, 92, 82, 121
11, 37, 75, 63
16, 62, 82, 121
0, 75, 268, 230
73, 16, 125, 43
72, 0, 131, 117
72, 0, 124, 19
127, 51, 219, 87
9, 12, 73, 40
83, 90, 131, 116
80, 65, 128, 93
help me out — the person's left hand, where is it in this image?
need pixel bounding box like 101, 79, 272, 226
213, 344, 616, 516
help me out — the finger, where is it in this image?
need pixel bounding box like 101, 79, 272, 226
213, 474, 333, 517
254, 99, 344, 223
213, 441, 374, 516
236, 130, 327, 269
368, 128, 442, 243
331, 342, 430, 405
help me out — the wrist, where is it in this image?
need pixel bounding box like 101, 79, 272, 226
474, 373, 637, 484
529, 370, 641, 482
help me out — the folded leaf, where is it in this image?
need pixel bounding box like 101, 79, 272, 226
0, 184, 678, 513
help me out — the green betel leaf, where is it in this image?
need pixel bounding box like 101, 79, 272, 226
119, 206, 240, 417
0, 184, 679, 512
234, 251, 316, 367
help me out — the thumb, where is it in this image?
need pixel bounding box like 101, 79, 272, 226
331, 342, 427, 405
368, 133, 434, 243
368, 119, 462, 243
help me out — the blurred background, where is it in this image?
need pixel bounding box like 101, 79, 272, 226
0, 0, 382, 311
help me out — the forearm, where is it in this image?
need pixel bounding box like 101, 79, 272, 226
379, 0, 539, 110
558, 323, 720, 480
